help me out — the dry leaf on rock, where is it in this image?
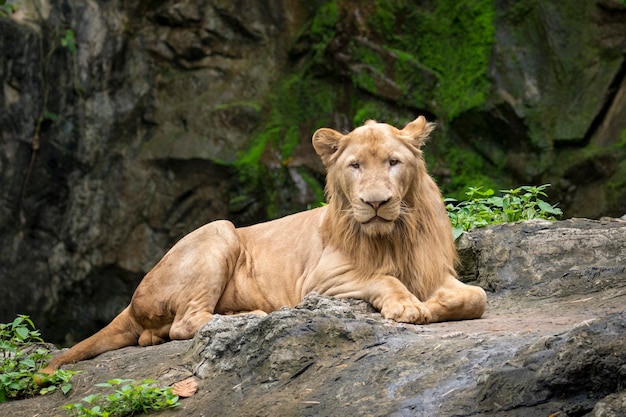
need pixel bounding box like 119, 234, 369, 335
172, 376, 198, 398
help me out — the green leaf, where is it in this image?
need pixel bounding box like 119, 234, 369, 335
452, 227, 465, 240
83, 394, 98, 403
60, 29, 77, 53
537, 200, 562, 215
39, 385, 56, 395
43, 110, 58, 121
20, 358, 36, 369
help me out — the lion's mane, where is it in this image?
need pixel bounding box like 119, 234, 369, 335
320, 123, 458, 301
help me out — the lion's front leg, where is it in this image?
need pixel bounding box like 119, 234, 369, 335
423, 275, 487, 323
365, 277, 432, 324
319, 274, 432, 324
379, 292, 432, 324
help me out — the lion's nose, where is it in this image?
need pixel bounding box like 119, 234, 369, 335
364, 199, 390, 210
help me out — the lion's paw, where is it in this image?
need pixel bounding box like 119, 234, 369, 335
381, 299, 432, 324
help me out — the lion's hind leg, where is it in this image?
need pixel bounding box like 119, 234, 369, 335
138, 325, 171, 346
424, 275, 487, 323
139, 220, 243, 341
169, 310, 214, 340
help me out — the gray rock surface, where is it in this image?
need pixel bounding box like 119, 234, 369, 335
1, 218, 625, 416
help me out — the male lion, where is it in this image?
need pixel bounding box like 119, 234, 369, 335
41, 116, 486, 374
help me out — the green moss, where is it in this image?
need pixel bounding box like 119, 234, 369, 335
298, 168, 326, 207
433, 145, 500, 199
351, 49, 380, 94
233, 72, 337, 219
390, 47, 432, 108
352, 99, 414, 128
310, 0, 341, 61
368, 0, 496, 119
353, 101, 387, 126
346, 0, 498, 195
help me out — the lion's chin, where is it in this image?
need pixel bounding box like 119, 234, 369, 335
360, 216, 396, 235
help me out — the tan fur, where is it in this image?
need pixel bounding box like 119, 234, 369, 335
40, 116, 486, 375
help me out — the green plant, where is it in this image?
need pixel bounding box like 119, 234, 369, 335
63, 379, 180, 416
445, 184, 563, 240
0, 0, 17, 16
0, 315, 74, 402
61, 29, 77, 52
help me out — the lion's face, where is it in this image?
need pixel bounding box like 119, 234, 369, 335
313, 116, 435, 236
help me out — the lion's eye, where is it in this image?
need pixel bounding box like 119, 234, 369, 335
389, 159, 399, 166
349, 162, 360, 169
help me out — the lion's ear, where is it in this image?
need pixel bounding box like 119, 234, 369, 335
402, 116, 436, 149
312, 128, 343, 166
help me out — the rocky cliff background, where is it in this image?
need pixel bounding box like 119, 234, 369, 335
1, 0, 625, 345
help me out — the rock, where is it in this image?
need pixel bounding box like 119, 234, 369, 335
456, 218, 626, 292
1, 218, 625, 416
591, 391, 626, 417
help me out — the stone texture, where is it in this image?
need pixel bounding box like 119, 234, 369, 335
456, 218, 626, 292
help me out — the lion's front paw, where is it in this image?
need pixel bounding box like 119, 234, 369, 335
381, 299, 432, 324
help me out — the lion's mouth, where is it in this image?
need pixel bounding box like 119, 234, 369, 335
363, 215, 393, 224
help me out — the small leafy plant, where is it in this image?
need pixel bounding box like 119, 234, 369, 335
0, 0, 17, 17
445, 184, 562, 239
0, 315, 74, 402
61, 28, 77, 53
62, 379, 180, 416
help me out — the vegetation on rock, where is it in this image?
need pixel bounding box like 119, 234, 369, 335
0, 316, 178, 416
0, 316, 74, 402
446, 184, 563, 240
63, 379, 179, 417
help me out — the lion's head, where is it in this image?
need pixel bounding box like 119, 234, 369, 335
313, 116, 435, 236
312, 116, 456, 299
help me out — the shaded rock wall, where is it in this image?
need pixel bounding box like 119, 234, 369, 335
0, 0, 314, 344
0, 1, 625, 345
456, 0, 626, 218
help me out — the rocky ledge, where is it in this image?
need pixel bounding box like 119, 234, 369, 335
1, 218, 625, 416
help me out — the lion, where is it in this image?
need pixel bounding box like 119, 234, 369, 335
40, 116, 486, 375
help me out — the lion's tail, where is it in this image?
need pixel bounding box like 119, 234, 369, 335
39, 306, 141, 376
